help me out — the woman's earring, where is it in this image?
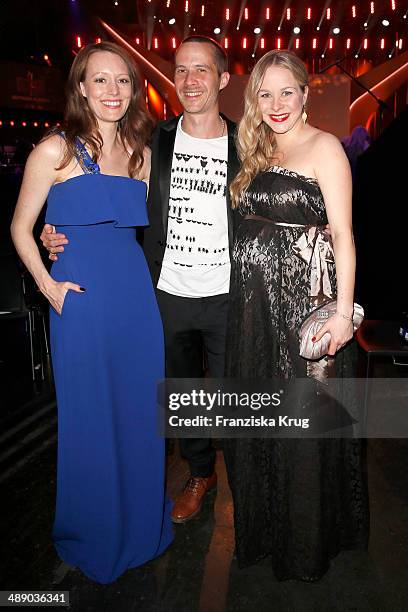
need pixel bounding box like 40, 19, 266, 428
302, 105, 308, 123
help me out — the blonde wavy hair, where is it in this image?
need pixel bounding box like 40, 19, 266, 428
230, 50, 309, 208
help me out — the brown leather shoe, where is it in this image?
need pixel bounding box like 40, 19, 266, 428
171, 473, 217, 524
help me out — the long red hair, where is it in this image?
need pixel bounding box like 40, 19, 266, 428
55, 41, 154, 177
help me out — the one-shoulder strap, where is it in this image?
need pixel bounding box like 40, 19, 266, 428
73, 138, 100, 175
57, 131, 100, 175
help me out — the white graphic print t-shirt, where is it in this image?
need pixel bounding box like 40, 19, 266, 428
157, 119, 230, 297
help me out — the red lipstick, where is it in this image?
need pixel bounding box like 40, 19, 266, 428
269, 113, 289, 123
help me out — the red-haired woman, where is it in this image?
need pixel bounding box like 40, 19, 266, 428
11, 42, 173, 583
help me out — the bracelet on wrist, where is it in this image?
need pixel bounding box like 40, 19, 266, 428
336, 310, 353, 322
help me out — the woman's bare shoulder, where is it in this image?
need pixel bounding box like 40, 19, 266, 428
32, 133, 66, 165
308, 128, 343, 153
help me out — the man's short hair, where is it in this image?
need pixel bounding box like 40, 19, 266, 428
176, 35, 228, 75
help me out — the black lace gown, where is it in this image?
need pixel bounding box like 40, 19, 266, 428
223, 166, 369, 582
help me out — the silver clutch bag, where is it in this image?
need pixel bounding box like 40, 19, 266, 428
299, 300, 364, 360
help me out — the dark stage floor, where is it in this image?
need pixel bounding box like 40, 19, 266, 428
1, 358, 408, 612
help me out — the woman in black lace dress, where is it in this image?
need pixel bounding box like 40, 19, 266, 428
223, 50, 369, 581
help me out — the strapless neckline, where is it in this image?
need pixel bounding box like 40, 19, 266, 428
267, 165, 321, 190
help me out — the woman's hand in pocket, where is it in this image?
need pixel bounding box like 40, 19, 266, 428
41, 280, 85, 315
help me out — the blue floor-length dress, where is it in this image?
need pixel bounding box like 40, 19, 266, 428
45, 141, 173, 584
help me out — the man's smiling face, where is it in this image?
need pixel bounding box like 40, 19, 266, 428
174, 42, 229, 116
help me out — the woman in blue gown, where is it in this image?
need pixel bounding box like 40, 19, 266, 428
11, 42, 173, 584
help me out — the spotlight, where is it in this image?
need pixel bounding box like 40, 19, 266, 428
293, 26, 300, 34
213, 27, 221, 34
316, 26, 320, 31
321, 53, 325, 58
333, 27, 340, 34
382, 19, 390, 26
252, 53, 255, 57
363, 22, 368, 27
254, 27, 261, 34
169, 18, 176, 24
355, 53, 359, 58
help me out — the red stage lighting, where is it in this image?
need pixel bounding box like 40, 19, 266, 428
312, 38, 318, 49
135, 37, 140, 44
33, 121, 38, 127
352, 5, 357, 17
184, 1, 188, 13
266, 7, 271, 20
10, 121, 15, 127
363, 38, 368, 49
380, 37, 385, 48
96, 37, 102, 44
22, 121, 27, 127
224, 37, 229, 49
172, 37, 177, 49
346, 38, 351, 49
154, 37, 158, 49
242, 37, 247, 49
244, 7, 249, 20
398, 39, 403, 49
370, 2, 375, 14
307, 7, 312, 19
166, 0, 171, 6
276, 37, 282, 49
326, 8, 331, 20
286, 8, 291, 20
295, 38, 300, 49
45, 122, 50, 128
226, 8, 230, 21
391, 0, 396, 10
201, 4, 205, 16
260, 37, 265, 49
329, 37, 333, 49
76, 36, 82, 48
